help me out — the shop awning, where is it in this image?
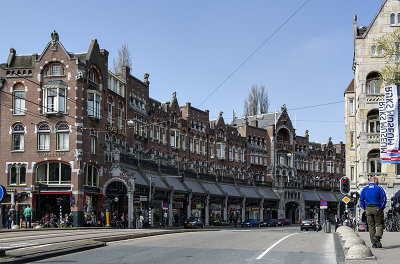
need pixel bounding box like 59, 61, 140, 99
145, 172, 168, 189
164, 176, 187, 192
257, 188, 279, 201
335, 193, 346, 201
201, 182, 224, 196
318, 192, 338, 202
119, 167, 149, 186
184, 179, 206, 194
219, 184, 241, 197
302, 191, 320, 202
239, 186, 260, 199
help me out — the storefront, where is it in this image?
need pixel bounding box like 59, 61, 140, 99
33, 192, 71, 223
164, 176, 188, 226
246, 206, 260, 220
239, 186, 261, 220
201, 181, 225, 222
183, 179, 207, 222
257, 188, 279, 220
220, 183, 243, 221
302, 191, 321, 220
83, 190, 104, 225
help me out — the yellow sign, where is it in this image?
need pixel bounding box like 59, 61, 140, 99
342, 196, 351, 204
43, 152, 66, 157
106, 124, 127, 137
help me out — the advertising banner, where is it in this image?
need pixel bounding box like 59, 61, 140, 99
380, 85, 400, 163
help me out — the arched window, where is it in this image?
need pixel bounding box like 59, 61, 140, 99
56, 123, 69, 151
398, 13, 400, 24
45, 63, 65, 77
89, 69, 99, 84
391, 13, 396, 25
366, 72, 382, 94
37, 123, 50, 151
85, 164, 99, 186
13, 84, 25, 115
9, 165, 26, 185
368, 150, 381, 174
371, 45, 376, 56
12, 124, 25, 151
36, 162, 71, 184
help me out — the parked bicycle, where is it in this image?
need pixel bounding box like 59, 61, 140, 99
385, 208, 400, 232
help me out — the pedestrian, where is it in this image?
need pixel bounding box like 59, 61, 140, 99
139, 213, 144, 229
99, 212, 105, 227
68, 213, 74, 227
91, 211, 96, 227
333, 215, 340, 232
360, 176, 387, 248
4, 205, 10, 229
23, 205, 33, 228
174, 213, 179, 228
8, 205, 16, 228
50, 213, 58, 228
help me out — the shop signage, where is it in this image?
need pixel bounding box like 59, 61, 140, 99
106, 124, 127, 137
43, 152, 66, 158
140, 196, 148, 202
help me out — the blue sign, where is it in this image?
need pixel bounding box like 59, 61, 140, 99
320, 200, 327, 206
0, 185, 6, 202
162, 202, 168, 208
71, 197, 76, 205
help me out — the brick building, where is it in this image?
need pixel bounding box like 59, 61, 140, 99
0, 31, 345, 227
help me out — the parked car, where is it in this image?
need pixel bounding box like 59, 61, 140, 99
300, 219, 317, 231
210, 219, 230, 226
261, 218, 278, 227
241, 219, 260, 227
184, 217, 204, 228
278, 218, 292, 226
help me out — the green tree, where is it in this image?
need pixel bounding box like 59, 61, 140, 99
374, 28, 400, 84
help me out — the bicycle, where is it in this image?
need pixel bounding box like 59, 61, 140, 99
385, 209, 400, 232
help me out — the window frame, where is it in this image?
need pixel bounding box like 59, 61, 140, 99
85, 164, 99, 187
56, 123, 70, 151
13, 88, 25, 115
35, 162, 71, 185
12, 124, 25, 151
37, 123, 51, 151
87, 91, 101, 119
9, 164, 27, 186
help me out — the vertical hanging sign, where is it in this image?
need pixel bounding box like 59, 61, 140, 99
380, 85, 400, 163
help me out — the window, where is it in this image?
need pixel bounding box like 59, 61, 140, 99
149, 124, 154, 139
367, 72, 382, 94
398, 13, 400, 24
170, 130, 180, 148
368, 150, 381, 173
107, 102, 113, 125
9, 165, 26, 185
349, 99, 354, 115
118, 106, 123, 129
45, 64, 65, 76
367, 110, 380, 133
202, 141, 206, 155
13, 88, 25, 115
391, 13, 396, 25
216, 143, 226, 159
36, 162, 71, 184
88, 92, 101, 118
91, 129, 97, 154
155, 126, 160, 141
56, 123, 69, 151
181, 135, 186, 150
85, 164, 99, 187
210, 143, 214, 157
44, 86, 66, 114
195, 139, 199, 154
89, 70, 98, 84
12, 124, 25, 151
327, 161, 334, 173
37, 123, 50, 151
229, 147, 233, 161
189, 137, 193, 152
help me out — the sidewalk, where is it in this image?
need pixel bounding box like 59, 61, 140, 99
357, 230, 400, 264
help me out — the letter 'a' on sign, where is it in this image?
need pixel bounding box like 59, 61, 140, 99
340, 176, 350, 195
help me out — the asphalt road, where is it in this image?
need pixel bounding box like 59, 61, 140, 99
34, 227, 337, 264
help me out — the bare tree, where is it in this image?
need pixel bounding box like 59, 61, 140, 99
243, 84, 269, 116
113, 43, 132, 75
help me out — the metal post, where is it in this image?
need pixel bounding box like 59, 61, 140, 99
149, 176, 153, 228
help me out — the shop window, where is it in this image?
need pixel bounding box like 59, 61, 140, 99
36, 162, 71, 184
38, 123, 50, 151
12, 123, 25, 151
85, 164, 99, 187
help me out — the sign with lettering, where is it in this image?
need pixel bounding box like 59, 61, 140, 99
43, 152, 66, 158
106, 124, 127, 137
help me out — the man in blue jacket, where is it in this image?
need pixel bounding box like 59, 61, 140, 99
360, 176, 387, 248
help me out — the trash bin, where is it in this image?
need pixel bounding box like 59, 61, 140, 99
325, 220, 331, 233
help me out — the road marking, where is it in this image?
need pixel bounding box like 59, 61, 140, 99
256, 233, 297, 260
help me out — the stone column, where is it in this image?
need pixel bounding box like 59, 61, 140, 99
241, 197, 246, 222
205, 194, 210, 226
127, 179, 135, 229
260, 199, 264, 221
223, 196, 228, 221
168, 190, 174, 227
278, 197, 285, 219
187, 192, 192, 219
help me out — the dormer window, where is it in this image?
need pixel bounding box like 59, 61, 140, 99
45, 64, 65, 76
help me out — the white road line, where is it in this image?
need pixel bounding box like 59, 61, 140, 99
256, 233, 297, 260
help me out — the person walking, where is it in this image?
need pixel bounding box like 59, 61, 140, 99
333, 215, 341, 232
23, 205, 33, 228
4, 205, 10, 229
8, 205, 16, 228
360, 176, 387, 248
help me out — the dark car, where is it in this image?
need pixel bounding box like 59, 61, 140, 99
261, 218, 278, 227
210, 219, 230, 226
241, 219, 260, 227
300, 219, 317, 231
278, 218, 292, 226
184, 217, 204, 228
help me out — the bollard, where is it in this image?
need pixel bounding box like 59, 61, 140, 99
325, 220, 331, 233
106, 210, 110, 227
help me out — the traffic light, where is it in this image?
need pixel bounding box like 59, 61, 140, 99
340, 176, 350, 194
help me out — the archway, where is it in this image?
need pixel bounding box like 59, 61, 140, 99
104, 180, 128, 224
285, 201, 299, 223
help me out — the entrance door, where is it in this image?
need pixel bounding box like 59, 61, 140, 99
285, 202, 299, 223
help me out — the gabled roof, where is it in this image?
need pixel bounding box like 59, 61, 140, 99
344, 79, 354, 94
231, 111, 281, 128
355, 0, 387, 39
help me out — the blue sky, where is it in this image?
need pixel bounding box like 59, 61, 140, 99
0, 0, 383, 144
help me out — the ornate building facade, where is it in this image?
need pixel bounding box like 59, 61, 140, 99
0, 31, 345, 227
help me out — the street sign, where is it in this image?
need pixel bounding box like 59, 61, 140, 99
0, 185, 6, 202
163, 202, 168, 208
342, 196, 351, 204
320, 206, 328, 209
320, 200, 327, 206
